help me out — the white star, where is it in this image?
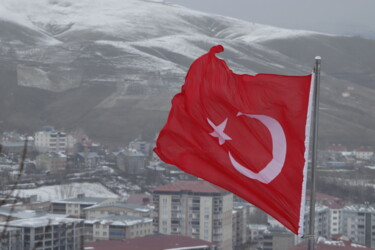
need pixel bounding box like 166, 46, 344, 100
207, 118, 232, 145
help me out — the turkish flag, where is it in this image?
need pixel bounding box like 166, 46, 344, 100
154, 45, 313, 235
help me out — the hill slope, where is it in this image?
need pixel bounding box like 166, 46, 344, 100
0, 0, 374, 146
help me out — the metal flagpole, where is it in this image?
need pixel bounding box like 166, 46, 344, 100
308, 56, 322, 250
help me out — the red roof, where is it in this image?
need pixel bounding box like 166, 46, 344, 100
154, 180, 226, 194
354, 147, 374, 153
325, 201, 345, 209
306, 192, 341, 202
289, 240, 371, 250
85, 235, 216, 250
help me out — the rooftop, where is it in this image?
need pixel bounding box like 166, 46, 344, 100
85, 235, 216, 250
1, 215, 82, 228
53, 195, 110, 205
84, 203, 151, 213
154, 180, 227, 194
289, 240, 370, 249
343, 204, 375, 213
233, 201, 252, 209
325, 201, 346, 210
77, 152, 100, 159
85, 215, 152, 226
0, 207, 51, 220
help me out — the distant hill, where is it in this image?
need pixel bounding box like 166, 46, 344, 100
0, 0, 374, 146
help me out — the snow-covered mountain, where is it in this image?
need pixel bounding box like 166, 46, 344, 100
1, 0, 375, 145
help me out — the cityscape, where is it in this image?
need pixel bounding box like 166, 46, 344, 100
0, 0, 375, 250
0, 127, 374, 249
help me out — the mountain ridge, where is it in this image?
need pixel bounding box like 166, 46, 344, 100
0, 0, 374, 146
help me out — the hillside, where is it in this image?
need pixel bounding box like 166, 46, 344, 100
0, 0, 374, 146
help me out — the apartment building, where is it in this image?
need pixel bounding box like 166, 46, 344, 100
2, 216, 83, 250
34, 129, 67, 153
303, 205, 331, 239
341, 204, 375, 248
51, 194, 117, 218
326, 202, 345, 236
84, 214, 153, 241
232, 202, 251, 248
153, 180, 233, 250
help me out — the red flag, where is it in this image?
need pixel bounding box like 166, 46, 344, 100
154, 45, 313, 235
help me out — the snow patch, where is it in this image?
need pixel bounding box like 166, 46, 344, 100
14, 182, 118, 201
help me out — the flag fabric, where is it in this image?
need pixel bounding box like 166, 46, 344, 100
154, 45, 314, 235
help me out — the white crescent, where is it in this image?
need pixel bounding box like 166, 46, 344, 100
228, 112, 287, 184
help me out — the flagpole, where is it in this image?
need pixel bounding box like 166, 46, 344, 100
308, 56, 321, 250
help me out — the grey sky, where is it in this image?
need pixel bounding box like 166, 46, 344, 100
168, 0, 375, 39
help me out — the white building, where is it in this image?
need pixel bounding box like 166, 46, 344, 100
326, 202, 345, 236
34, 129, 67, 153
353, 147, 374, 160
84, 214, 153, 241
129, 138, 151, 156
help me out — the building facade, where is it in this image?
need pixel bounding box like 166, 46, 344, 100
261, 226, 295, 250
341, 204, 375, 248
0, 226, 23, 250
84, 215, 153, 241
232, 202, 251, 248
52, 194, 117, 219
153, 180, 233, 250
303, 205, 331, 239
34, 130, 67, 153
35, 152, 67, 173
2, 216, 83, 250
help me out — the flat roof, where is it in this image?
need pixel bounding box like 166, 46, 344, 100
154, 180, 226, 194
85, 215, 152, 226
1, 215, 82, 228
84, 203, 151, 212
85, 235, 216, 250
53, 197, 109, 205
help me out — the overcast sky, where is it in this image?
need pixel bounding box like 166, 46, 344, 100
169, 0, 375, 39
